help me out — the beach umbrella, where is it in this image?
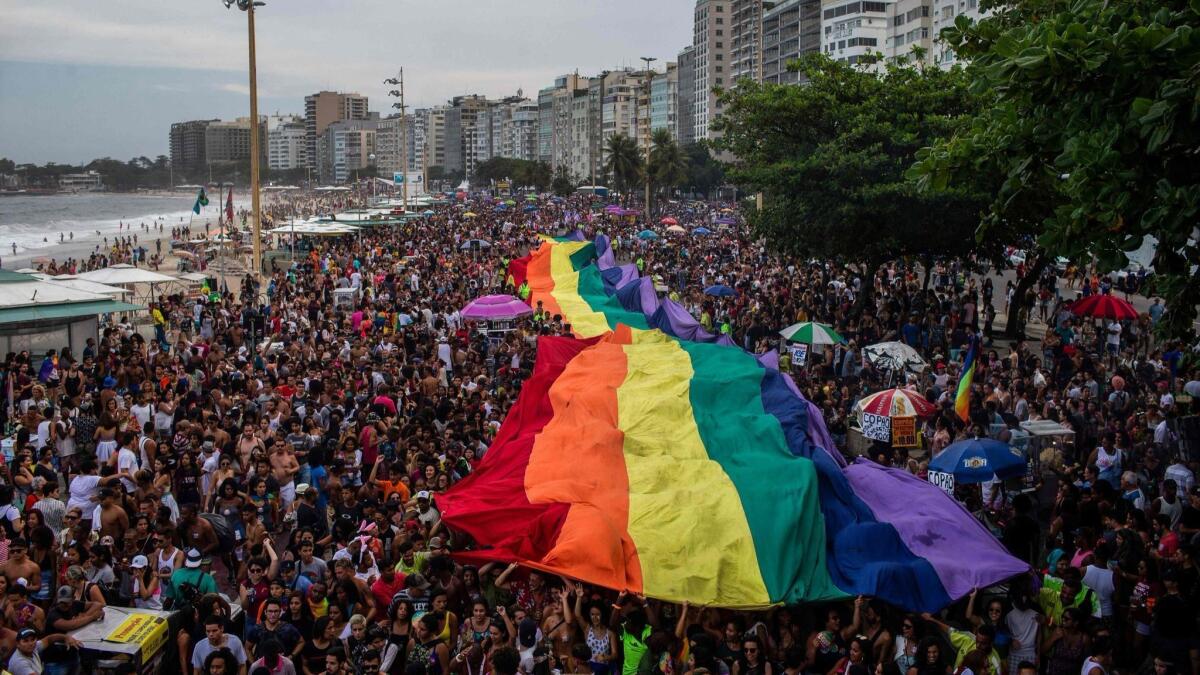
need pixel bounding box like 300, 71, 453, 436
459, 239, 492, 250
779, 322, 845, 345
666, 225, 686, 234
525, 194, 538, 201
704, 284, 735, 297
504, 199, 516, 206
421, 210, 435, 216
463, 212, 478, 218
1184, 381, 1200, 398
863, 341, 927, 374
853, 388, 938, 419
637, 229, 659, 240
1069, 294, 1138, 321
523, 205, 538, 213
693, 226, 713, 235
461, 294, 533, 320
929, 438, 1026, 484
714, 217, 736, 225
720, 208, 734, 213
660, 216, 678, 225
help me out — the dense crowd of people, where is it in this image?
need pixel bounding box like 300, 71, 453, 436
0, 188, 1196, 675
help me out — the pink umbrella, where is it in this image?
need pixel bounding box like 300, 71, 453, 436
660, 216, 678, 225
461, 294, 533, 320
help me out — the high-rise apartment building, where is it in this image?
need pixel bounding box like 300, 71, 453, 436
421, 107, 448, 171
443, 95, 491, 177
169, 120, 218, 173
204, 117, 268, 165
303, 91, 369, 171
316, 119, 377, 184
761, 0, 822, 83
730, 0, 774, 81
819, 0, 890, 66
693, 0, 732, 141
538, 74, 590, 174
889, 0, 933, 62
649, 63, 679, 142
375, 114, 422, 177
266, 114, 307, 171
676, 47, 697, 146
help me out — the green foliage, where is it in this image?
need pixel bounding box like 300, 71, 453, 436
551, 165, 575, 197
912, 0, 1200, 339
604, 134, 643, 194
713, 54, 988, 270
472, 157, 552, 191
682, 143, 724, 197
648, 129, 688, 195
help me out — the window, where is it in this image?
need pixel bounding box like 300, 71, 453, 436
716, 17, 723, 23
716, 29, 723, 35
838, 39, 846, 49
825, 25, 832, 33
715, 53, 723, 60
716, 65, 723, 72
863, 2, 886, 11
716, 41, 723, 47
847, 37, 877, 46
894, 15, 904, 25
941, 6, 953, 18
968, 0, 977, 8
894, 33, 906, 45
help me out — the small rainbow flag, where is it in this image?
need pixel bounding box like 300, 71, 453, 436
954, 336, 978, 422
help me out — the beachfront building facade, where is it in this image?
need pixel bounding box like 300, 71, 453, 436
267, 115, 307, 171
650, 63, 680, 142
676, 47, 697, 145
693, 0, 732, 141
820, 0, 891, 67
204, 117, 269, 165
304, 91, 369, 172
169, 119, 218, 173
761, 0, 822, 84
316, 119, 377, 184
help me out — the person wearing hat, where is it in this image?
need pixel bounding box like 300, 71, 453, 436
7, 627, 83, 675
44, 584, 104, 672
169, 548, 218, 606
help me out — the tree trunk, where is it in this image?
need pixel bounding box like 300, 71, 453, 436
1005, 253, 1050, 339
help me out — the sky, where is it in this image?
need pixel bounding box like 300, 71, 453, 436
0, 0, 695, 165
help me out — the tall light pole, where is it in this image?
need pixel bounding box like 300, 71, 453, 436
639, 56, 656, 220
385, 69, 409, 212
222, 0, 264, 279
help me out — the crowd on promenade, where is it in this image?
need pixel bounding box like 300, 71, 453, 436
0, 187, 1196, 675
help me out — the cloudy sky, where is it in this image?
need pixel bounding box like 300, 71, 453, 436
0, 0, 695, 164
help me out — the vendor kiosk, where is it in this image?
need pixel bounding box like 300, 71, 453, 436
71, 601, 243, 674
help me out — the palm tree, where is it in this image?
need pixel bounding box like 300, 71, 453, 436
605, 134, 642, 195
648, 129, 687, 199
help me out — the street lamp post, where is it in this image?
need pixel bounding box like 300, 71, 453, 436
368, 153, 376, 200
222, 0, 264, 279
385, 69, 409, 213
639, 56, 657, 221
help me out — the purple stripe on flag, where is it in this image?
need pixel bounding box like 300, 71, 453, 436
843, 459, 1030, 600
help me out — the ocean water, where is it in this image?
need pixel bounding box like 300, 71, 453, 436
0, 192, 241, 255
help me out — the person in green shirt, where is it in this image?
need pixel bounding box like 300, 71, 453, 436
1039, 574, 1100, 625
922, 613, 1001, 675
169, 548, 218, 606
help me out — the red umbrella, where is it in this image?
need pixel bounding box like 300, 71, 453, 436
1069, 294, 1138, 320
659, 216, 678, 225
854, 387, 938, 418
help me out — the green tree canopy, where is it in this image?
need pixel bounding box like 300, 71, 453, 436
911, 0, 1200, 339
713, 54, 987, 308
604, 134, 643, 194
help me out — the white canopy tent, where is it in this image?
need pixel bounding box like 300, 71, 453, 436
76, 264, 178, 303
32, 274, 133, 298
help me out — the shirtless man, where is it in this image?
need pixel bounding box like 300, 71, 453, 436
180, 504, 219, 557
237, 423, 264, 471
269, 439, 300, 513
0, 539, 42, 596
94, 488, 130, 542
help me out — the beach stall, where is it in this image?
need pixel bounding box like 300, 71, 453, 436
71, 606, 171, 674
76, 264, 178, 304
0, 270, 141, 363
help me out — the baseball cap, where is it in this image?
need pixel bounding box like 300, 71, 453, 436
405, 573, 431, 590
185, 548, 202, 568
130, 555, 148, 569
416, 490, 431, 500
429, 536, 445, 550
295, 483, 311, 495
56, 586, 74, 603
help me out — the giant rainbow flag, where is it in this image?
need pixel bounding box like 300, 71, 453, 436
440, 234, 1027, 611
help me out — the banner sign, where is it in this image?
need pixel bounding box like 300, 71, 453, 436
892, 416, 917, 447
861, 412, 891, 443
789, 343, 808, 367
927, 470, 956, 496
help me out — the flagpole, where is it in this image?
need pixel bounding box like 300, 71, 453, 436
247, 0, 263, 281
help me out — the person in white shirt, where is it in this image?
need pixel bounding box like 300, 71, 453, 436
1164, 459, 1195, 494
1082, 543, 1116, 620
115, 434, 140, 494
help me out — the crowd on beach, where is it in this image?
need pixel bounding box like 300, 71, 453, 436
0, 187, 1196, 675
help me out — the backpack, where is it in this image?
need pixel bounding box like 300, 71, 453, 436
199, 512, 236, 553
